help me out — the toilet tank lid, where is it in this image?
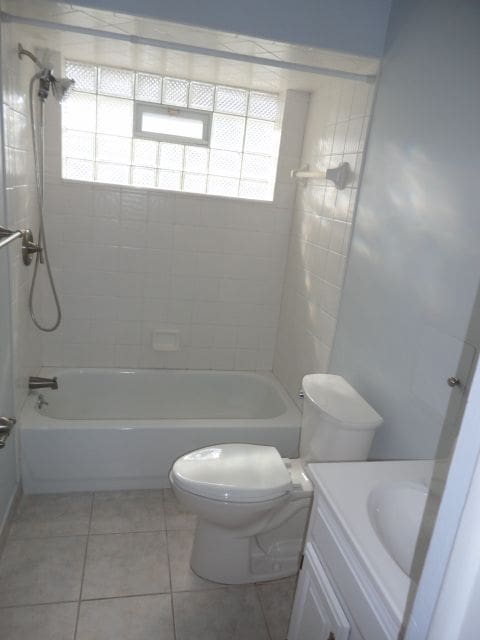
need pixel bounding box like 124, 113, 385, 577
302, 374, 383, 429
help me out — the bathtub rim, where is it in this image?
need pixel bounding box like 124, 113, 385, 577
20, 367, 302, 430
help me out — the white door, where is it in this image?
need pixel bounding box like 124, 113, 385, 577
405, 343, 480, 639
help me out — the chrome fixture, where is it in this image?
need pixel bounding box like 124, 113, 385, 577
18, 43, 75, 332
21, 228, 43, 265
0, 225, 42, 263
0, 225, 22, 249
298, 389, 305, 399
291, 162, 352, 190
18, 44, 75, 103
36, 394, 49, 410
0, 417, 16, 449
447, 376, 461, 388
28, 376, 58, 390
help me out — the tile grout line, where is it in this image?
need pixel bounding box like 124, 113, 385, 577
79, 589, 173, 602
0, 599, 79, 610
73, 492, 95, 640
254, 584, 274, 640
163, 489, 178, 640
0, 587, 226, 609
9, 525, 198, 542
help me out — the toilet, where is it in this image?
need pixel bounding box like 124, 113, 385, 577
169, 374, 383, 584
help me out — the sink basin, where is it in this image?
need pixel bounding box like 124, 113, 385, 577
368, 482, 439, 577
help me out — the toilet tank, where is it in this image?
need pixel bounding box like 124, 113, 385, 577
299, 374, 383, 462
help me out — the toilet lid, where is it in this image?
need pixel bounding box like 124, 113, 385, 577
171, 443, 292, 502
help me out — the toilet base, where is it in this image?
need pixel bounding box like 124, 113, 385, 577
191, 512, 308, 584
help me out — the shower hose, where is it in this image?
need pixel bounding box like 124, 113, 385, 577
27, 72, 62, 332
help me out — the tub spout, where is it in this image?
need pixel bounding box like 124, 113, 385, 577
28, 376, 58, 390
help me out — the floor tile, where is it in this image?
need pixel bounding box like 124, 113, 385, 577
90, 490, 165, 534
0, 602, 77, 640
0, 536, 87, 606
9, 493, 92, 539
82, 531, 170, 599
167, 530, 222, 592
173, 587, 270, 640
256, 577, 297, 640
164, 488, 197, 530
77, 594, 174, 640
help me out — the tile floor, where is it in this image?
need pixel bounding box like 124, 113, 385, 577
0, 489, 297, 640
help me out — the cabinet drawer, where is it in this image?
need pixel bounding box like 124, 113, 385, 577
288, 543, 350, 640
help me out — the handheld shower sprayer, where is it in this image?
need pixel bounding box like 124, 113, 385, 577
18, 43, 76, 332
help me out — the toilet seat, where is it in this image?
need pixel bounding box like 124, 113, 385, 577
171, 443, 292, 503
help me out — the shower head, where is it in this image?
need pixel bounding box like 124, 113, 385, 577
51, 76, 75, 103
18, 43, 75, 103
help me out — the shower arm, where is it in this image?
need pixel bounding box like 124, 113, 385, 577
17, 43, 48, 71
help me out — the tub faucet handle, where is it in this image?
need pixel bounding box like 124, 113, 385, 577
37, 394, 49, 410
0, 417, 16, 429
0, 417, 16, 449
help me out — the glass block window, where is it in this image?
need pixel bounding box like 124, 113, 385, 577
62, 61, 282, 201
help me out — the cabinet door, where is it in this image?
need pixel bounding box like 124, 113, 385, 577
288, 543, 350, 640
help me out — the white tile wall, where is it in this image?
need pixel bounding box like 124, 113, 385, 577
40, 87, 308, 370
1, 28, 374, 394
1, 25, 42, 413
273, 77, 375, 406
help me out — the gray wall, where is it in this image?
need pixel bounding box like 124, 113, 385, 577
330, 0, 480, 459
71, 0, 391, 58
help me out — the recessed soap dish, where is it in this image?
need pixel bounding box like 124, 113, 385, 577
152, 329, 180, 352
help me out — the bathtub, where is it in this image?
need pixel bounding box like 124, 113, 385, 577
20, 368, 301, 494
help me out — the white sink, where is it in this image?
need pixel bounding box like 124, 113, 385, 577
367, 482, 437, 577
308, 460, 436, 629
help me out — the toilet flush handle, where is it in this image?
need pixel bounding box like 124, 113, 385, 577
298, 389, 304, 399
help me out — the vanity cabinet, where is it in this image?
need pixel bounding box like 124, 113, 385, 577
288, 542, 351, 640
288, 462, 413, 640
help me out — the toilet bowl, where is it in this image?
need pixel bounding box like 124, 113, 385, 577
170, 446, 312, 583
170, 374, 383, 584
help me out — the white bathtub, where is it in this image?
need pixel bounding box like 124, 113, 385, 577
20, 368, 301, 494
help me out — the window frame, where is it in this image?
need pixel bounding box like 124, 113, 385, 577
133, 101, 212, 147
